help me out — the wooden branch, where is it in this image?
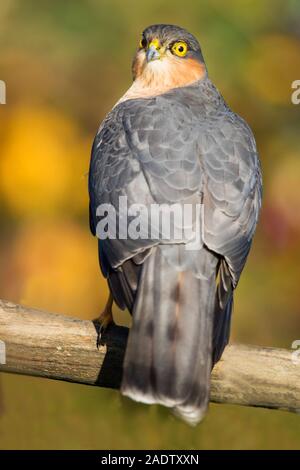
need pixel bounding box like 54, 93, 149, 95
0, 299, 299, 413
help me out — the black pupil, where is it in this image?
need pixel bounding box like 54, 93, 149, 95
178, 46, 184, 52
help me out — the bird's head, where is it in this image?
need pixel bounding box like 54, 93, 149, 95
132, 24, 206, 95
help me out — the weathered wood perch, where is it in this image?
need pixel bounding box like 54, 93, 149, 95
0, 299, 299, 413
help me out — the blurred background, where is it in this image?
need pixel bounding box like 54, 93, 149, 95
0, 0, 300, 450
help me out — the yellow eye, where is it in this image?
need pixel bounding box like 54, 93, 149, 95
171, 41, 188, 57
139, 36, 147, 49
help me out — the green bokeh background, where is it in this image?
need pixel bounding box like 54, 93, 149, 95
0, 0, 300, 449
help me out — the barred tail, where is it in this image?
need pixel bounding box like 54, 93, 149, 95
121, 245, 218, 425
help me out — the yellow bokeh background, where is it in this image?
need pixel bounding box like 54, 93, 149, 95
0, 0, 300, 450
0, 107, 89, 218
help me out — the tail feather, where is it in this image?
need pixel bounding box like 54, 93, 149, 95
212, 260, 234, 364
121, 245, 218, 425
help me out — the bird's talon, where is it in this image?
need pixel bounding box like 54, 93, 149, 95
94, 296, 114, 348
96, 318, 114, 348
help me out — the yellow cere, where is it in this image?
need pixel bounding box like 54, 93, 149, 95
148, 38, 161, 50
172, 41, 188, 57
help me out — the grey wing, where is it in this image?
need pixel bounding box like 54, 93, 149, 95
89, 105, 152, 311
89, 97, 204, 312
200, 112, 262, 361
89, 94, 262, 360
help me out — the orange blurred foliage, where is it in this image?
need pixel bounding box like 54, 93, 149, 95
2, 221, 108, 318
243, 34, 300, 105
0, 106, 90, 219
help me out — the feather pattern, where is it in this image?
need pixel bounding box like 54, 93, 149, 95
121, 245, 218, 424
89, 75, 262, 424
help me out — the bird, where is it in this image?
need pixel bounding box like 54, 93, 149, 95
88, 24, 262, 425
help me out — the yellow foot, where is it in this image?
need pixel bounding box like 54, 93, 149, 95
94, 294, 114, 347
97, 307, 114, 330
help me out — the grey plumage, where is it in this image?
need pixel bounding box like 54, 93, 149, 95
140, 24, 205, 63
121, 245, 218, 425
89, 32, 262, 424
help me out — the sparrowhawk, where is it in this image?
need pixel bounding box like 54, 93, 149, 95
89, 24, 262, 425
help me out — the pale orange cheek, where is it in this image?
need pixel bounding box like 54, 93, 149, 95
120, 54, 206, 104
133, 53, 205, 90
132, 51, 147, 80
166, 57, 206, 88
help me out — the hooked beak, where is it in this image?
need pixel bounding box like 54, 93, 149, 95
146, 40, 161, 62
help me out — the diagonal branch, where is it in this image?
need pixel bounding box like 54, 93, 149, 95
0, 299, 299, 412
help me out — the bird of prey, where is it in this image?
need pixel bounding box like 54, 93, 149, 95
89, 24, 262, 425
